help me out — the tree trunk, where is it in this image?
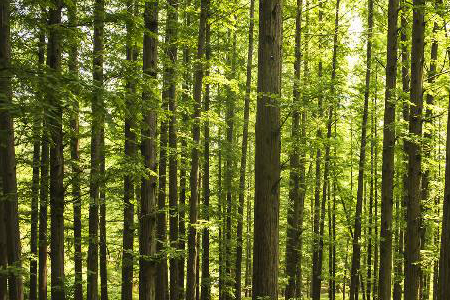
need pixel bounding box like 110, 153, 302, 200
404, 0, 425, 298
46, 1, 65, 299
200, 16, 211, 300
438, 49, 450, 300
165, 0, 179, 299
372, 64, 379, 300
312, 3, 324, 299
378, 0, 399, 298
99, 136, 108, 300
235, 2, 255, 299
139, 0, 158, 299
284, 0, 302, 298
87, 0, 105, 298
179, 0, 191, 294
350, 0, 372, 296
0, 0, 24, 298
67, 2, 83, 299
252, 0, 282, 299
121, 2, 137, 300
186, 0, 208, 299
157, 42, 169, 300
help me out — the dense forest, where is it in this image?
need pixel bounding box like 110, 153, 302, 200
1, 0, 450, 299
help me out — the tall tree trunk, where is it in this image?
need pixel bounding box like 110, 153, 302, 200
312, 2, 324, 299
157, 38, 169, 300
99, 136, 108, 300
186, 0, 208, 298
438, 49, 450, 300
378, 0, 399, 298
350, 0, 372, 296
30, 14, 45, 300
235, 1, 255, 299
218, 123, 224, 300
122, 2, 137, 300
46, 1, 65, 299
0, 0, 24, 298
404, 0, 425, 298
201, 16, 211, 300
139, 0, 158, 299
420, 2, 441, 299
165, 0, 179, 299
284, 0, 302, 298
87, 0, 105, 298
68, 2, 83, 299
179, 0, 191, 294
252, 0, 282, 299
372, 64, 379, 300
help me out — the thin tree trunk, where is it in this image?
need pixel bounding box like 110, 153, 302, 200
157, 41, 169, 300
252, 0, 282, 299
121, 2, 137, 300
139, 0, 158, 299
0, 0, 24, 298
350, 0, 372, 296
200, 16, 211, 300
373, 64, 379, 300
179, 0, 191, 294
404, 0, 425, 298
46, 1, 65, 299
218, 123, 224, 300
186, 0, 208, 298
235, 1, 255, 299
312, 3, 324, 299
99, 137, 108, 300
68, 2, 83, 299
438, 48, 450, 299
87, 0, 105, 298
165, 0, 179, 299
30, 14, 45, 299
285, 0, 302, 298
378, 0, 399, 298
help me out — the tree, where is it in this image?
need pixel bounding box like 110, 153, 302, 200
252, 0, 282, 299
378, 0, 399, 298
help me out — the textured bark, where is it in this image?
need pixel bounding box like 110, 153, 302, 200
165, 0, 179, 299
350, 0, 372, 297
218, 124, 224, 300
68, 2, 83, 299
99, 136, 108, 300
378, 0, 399, 298
372, 65, 379, 300
87, 0, 105, 298
404, 0, 425, 298
139, 1, 158, 299
252, 0, 282, 299
311, 3, 324, 299
178, 1, 191, 295
0, 0, 23, 298
200, 17, 211, 300
186, 0, 208, 299
46, 2, 65, 299
157, 39, 169, 300
284, 0, 302, 298
438, 48, 450, 300
235, 2, 255, 299
121, 2, 137, 300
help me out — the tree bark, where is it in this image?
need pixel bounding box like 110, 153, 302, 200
404, 0, 425, 298
0, 0, 24, 298
140, 1, 158, 299
312, 3, 324, 299
350, 0, 372, 296
438, 46, 450, 300
200, 16, 211, 300
186, 0, 208, 299
252, 0, 282, 299
378, 0, 399, 298
285, 0, 302, 298
67, 2, 83, 299
165, 0, 179, 299
87, 0, 105, 298
121, 2, 137, 300
235, 2, 255, 299
46, 1, 65, 299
